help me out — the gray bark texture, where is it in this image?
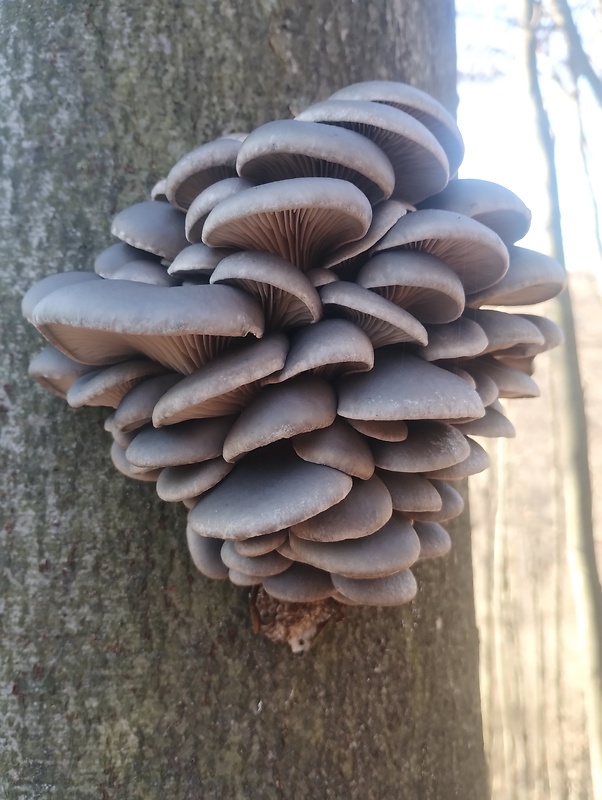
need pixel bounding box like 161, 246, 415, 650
0, 2, 488, 798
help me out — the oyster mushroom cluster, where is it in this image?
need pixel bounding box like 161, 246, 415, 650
23, 81, 566, 608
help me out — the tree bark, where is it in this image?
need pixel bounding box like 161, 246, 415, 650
0, 2, 488, 798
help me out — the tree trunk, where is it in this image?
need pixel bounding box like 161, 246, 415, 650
0, 2, 488, 797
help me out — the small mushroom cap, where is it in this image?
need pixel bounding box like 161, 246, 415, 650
419, 178, 531, 244
66, 359, 167, 409
473, 355, 540, 399
357, 250, 465, 324
203, 177, 373, 271
187, 445, 353, 540
110, 441, 161, 482
109, 259, 179, 287
222, 375, 337, 463
28, 346, 96, 398
234, 530, 288, 557
104, 413, 142, 448
111, 201, 189, 261
425, 436, 489, 480
290, 474, 392, 542
167, 243, 230, 278
346, 418, 408, 442
265, 318, 373, 385
289, 514, 420, 579
166, 138, 240, 211
465, 309, 545, 355
412, 479, 464, 522
236, 119, 396, 204
414, 521, 452, 560
185, 177, 254, 243
501, 313, 564, 357
113, 373, 183, 433
373, 208, 509, 294
125, 416, 235, 468
376, 470, 442, 513
371, 421, 471, 473
94, 242, 162, 278
296, 99, 449, 203
262, 563, 334, 603
337, 349, 485, 422
455, 404, 516, 438
292, 417, 375, 480
319, 281, 428, 348
331, 569, 417, 606
228, 570, 263, 587
31, 280, 265, 373
306, 268, 340, 287
150, 178, 168, 201
221, 541, 292, 577
210, 251, 322, 330
466, 246, 566, 307
418, 317, 488, 362
152, 334, 288, 426
157, 457, 233, 502
22, 271, 100, 323
463, 364, 500, 407
329, 80, 465, 176
186, 528, 228, 580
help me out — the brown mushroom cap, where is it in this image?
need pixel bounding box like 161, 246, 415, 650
357, 250, 465, 324
156, 457, 233, 502
319, 281, 428, 348
371, 421, 471, 473
185, 177, 255, 243
228, 570, 262, 587
412, 479, 464, 522
289, 513, 420, 579
236, 119, 396, 205
502, 313, 564, 357
221, 541, 292, 577
152, 334, 288, 426
425, 436, 489, 480
376, 470, 442, 513
296, 99, 449, 203
203, 177, 373, 271
186, 528, 228, 580
455, 403, 516, 438
210, 251, 322, 330
292, 417, 375, 480
166, 138, 240, 211
66, 359, 167, 409
472, 355, 540, 399
111, 201, 189, 261
125, 416, 235, 469
465, 309, 545, 355
331, 569, 417, 606
418, 317, 488, 362
187, 444, 353, 540
262, 563, 334, 602
414, 521, 452, 560
373, 208, 509, 294
346, 418, 409, 442
289, 474, 392, 542
28, 346, 96, 399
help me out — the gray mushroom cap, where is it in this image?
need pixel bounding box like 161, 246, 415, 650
425, 436, 490, 480
472, 355, 540, 399
22, 271, 101, 323
337, 349, 485, 422
203, 177, 373, 271
110, 441, 161, 483
306, 268, 339, 287
289, 514, 420, 579
28, 346, 96, 399
150, 178, 168, 202
331, 569, 418, 607
111, 201, 189, 262
346, 418, 409, 442
167, 243, 231, 278
125, 416, 235, 468
66, 359, 167, 409
94, 242, 162, 278
412, 479, 464, 522
370, 421, 471, 473
152, 333, 288, 427
296, 99, 449, 204
236, 119, 396, 204
187, 444, 353, 540
501, 313, 564, 357
112, 373, 183, 433
157, 457, 233, 502
186, 528, 229, 580
373, 208, 510, 294
414, 521, 452, 560
234, 530, 288, 557
465, 309, 545, 355
292, 417, 375, 480
185, 177, 255, 243
109, 259, 179, 287
455, 403, 516, 438
418, 317, 488, 362
166, 137, 241, 211
262, 563, 334, 603
220, 541, 292, 578
376, 470, 443, 513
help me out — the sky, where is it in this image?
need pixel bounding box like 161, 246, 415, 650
455, 0, 602, 276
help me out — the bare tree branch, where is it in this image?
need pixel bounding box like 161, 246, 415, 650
551, 0, 602, 105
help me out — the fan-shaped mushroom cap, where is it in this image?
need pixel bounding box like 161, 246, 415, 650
167, 243, 230, 279
112, 373, 182, 433
466, 246, 566, 307
414, 521, 452, 560
221, 541, 292, 577
203, 177, 372, 271
463, 364, 499, 406
376, 470, 442, 513
337, 350, 484, 422
111, 201, 188, 262
210, 251, 322, 330
28, 346, 96, 399
419, 178, 531, 244
296, 99, 449, 203
455, 403, 516, 438
185, 177, 254, 243
306, 268, 339, 287
234, 530, 288, 557
150, 178, 168, 202
418, 317, 488, 362
346, 418, 409, 442
152, 334, 288, 426
502, 313, 564, 356
157, 457, 233, 502
425, 436, 489, 480
329, 80, 465, 176
412, 479, 464, 522
228, 570, 262, 587
290, 474, 392, 542
125, 416, 235, 469
104, 413, 140, 448
186, 528, 228, 580
473, 355, 540, 399
109, 259, 179, 287
166, 138, 240, 211
262, 563, 334, 602
236, 119, 395, 205
94, 242, 163, 278
466, 309, 545, 355
371, 421, 471, 473
31, 281, 264, 374
373, 208, 509, 294
264, 318, 373, 385
357, 250, 465, 324
331, 569, 417, 606
319, 281, 427, 348
292, 417, 375, 480
66, 359, 167, 409
222, 375, 337, 463
289, 514, 420, 579
22, 271, 101, 323
110, 441, 161, 482
187, 445, 353, 540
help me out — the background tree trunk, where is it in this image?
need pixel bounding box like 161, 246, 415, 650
0, 2, 488, 797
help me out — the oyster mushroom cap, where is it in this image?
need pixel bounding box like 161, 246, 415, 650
262, 563, 334, 603
66, 359, 167, 409
167, 243, 231, 279
111, 201, 189, 261
376, 470, 443, 513
418, 317, 488, 362
166, 137, 241, 211
22, 271, 100, 323
186, 528, 228, 580
221, 541, 292, 578
292, 417, 375, 480
157, 457, 233, 502
125, 416, 235, 468
371, 421, 471, 473
425, 436, 490, 480
94, 242, 162, 278
185, 177, 254, 243
28, 346, 96, 399
331, 569, 418, 607
414, 521, 452, 560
